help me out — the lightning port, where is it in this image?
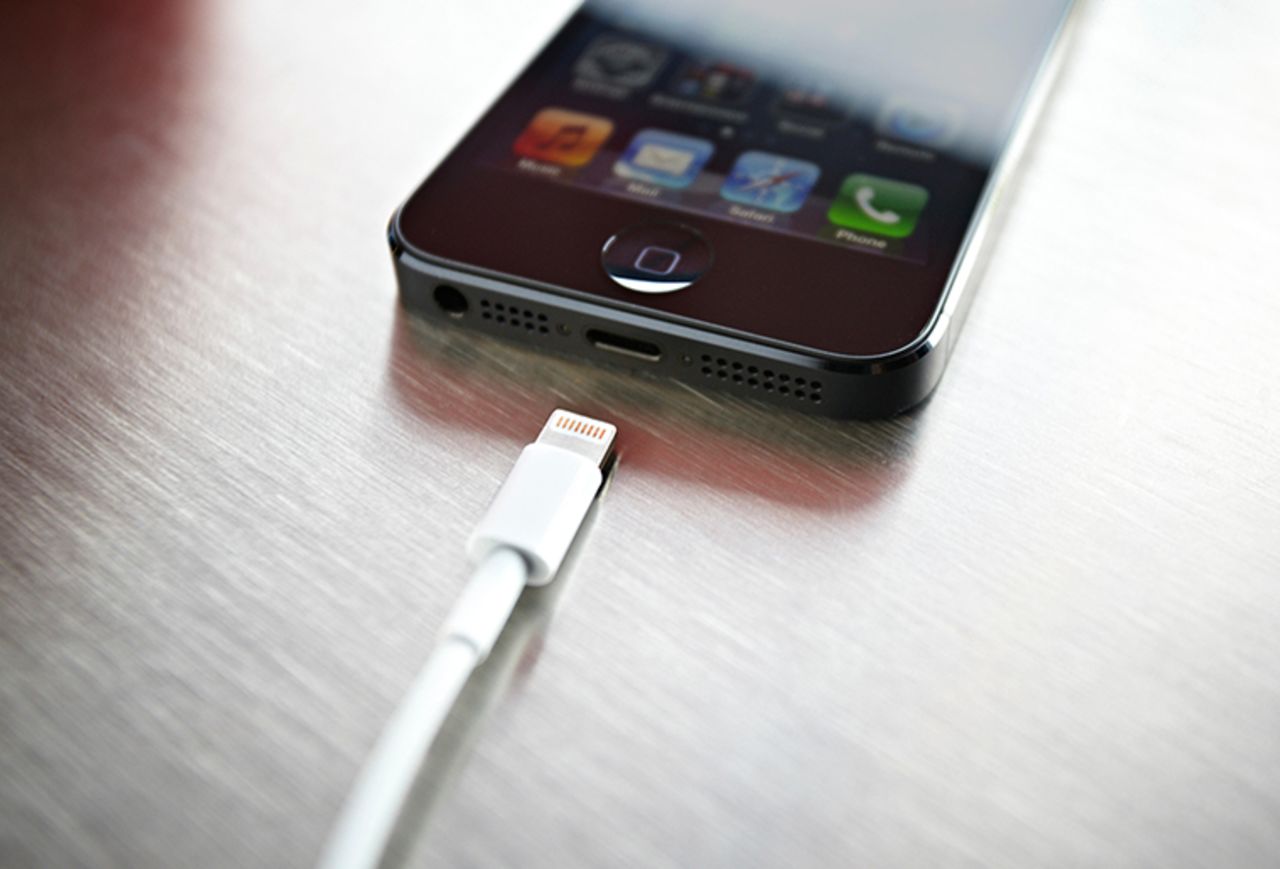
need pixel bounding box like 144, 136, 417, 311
586, 329, 661, 362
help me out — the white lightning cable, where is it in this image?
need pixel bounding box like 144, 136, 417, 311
317, 409, 617, 869
317, 548, 526, 869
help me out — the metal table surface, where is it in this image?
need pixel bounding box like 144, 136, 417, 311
3, 1, 1279, 867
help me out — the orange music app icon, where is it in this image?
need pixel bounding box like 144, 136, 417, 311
513, 107, 614, 168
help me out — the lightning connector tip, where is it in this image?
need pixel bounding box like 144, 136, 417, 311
536, 409, 617, 469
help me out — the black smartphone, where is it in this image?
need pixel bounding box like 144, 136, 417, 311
390, 0, 1077, 419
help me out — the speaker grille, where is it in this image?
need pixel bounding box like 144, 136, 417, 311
478, 298, 551, 334
698, 354, 824, 404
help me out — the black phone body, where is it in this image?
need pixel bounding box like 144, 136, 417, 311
391, 0, 1077, 419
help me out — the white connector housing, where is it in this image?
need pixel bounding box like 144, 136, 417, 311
466, 443, 602, 585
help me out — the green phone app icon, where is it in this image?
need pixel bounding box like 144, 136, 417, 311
828, 174, 928, 238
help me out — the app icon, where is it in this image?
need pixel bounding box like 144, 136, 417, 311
828, 174, 928, 238
720, 151, 820, 213
512, 108, 614, 167
574, 35, 667, 90
876, 96, 962, 147
773, 85, 847, 127
614, 129, 714, 188
668, 60, 755, 104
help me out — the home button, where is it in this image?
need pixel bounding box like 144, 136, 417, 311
601, 223, 712, 293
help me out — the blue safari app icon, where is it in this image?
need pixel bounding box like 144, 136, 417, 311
614, 129, 714, 189
720, 151, 820, 213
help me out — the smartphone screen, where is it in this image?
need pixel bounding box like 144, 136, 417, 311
397, 0, 1073, 357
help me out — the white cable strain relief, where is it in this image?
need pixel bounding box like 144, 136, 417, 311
440, 547, 528, 662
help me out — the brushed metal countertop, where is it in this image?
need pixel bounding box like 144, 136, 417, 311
2, 1, 1278, 866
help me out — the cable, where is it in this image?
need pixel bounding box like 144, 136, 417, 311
317, 548, 527, 869
317, 409, 617, 869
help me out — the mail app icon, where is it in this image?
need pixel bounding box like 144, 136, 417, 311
633, 143, 695, 175
614, 129, 714, 189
